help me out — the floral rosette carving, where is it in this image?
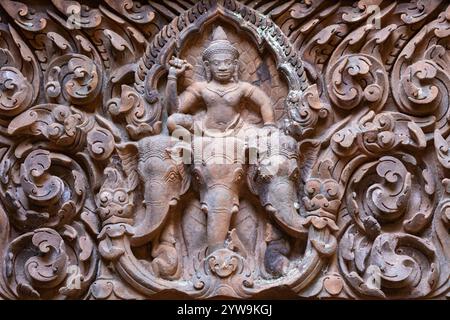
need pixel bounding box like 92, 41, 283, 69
49, 0, 102, 29
107, 85, 161, 140
0, 148, 88, 231
326, 54, 388, 112
330, 114, 435, 239
327, 104, 441, 299
45, 54, 102, 106
104, 0, 155, 24
395, 60, 448, 116
333, 114, 439, 298
428, 178, 450, 298
0, 0, 47, 31
8, 105, 90, 150
4, 224, 97, 299
331, 111, 434, 158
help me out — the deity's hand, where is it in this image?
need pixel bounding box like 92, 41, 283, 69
168, 56, 192, 77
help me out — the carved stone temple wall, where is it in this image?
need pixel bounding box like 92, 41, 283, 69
0, 0, 448, 300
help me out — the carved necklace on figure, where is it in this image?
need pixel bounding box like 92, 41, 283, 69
206, 83, 239, 97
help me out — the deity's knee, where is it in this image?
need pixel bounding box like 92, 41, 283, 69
167, 113, 194, 138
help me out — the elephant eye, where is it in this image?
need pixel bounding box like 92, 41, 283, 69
257, 166, 273, 182
192, 169, 203, 184
290, 168, 299, 181
234, 168, 244, 182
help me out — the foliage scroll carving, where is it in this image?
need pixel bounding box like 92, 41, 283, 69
0, 0, 448, 300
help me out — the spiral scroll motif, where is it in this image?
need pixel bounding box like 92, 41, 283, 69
0, 0, 447, 300
0, 67, 34, 117
326, 54, 388, 112
0, 148, 88, 231
5, 225, 96, 299
45, 54, 102, 106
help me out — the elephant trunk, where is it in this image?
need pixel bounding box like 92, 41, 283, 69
263, 179, 308, 238
131, 181, 178, 246
201, 185, 239, 254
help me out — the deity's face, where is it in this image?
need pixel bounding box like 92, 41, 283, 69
204, 53, 237, 83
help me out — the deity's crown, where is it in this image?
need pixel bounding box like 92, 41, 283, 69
202, 26, 239, 61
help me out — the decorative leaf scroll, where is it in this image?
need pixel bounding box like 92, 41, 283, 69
45, 54, 102, 106
0, 0, 447, 300
326, 54, 388, 111
339, 226, 438, 299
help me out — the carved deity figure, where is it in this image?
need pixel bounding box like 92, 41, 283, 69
166, 26, 277, 136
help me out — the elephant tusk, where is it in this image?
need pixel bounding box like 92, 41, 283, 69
231, 204, 239, 214
201, 203, 208, 213
265, 204, 277, 214
168, 199, 178, 206
294, 202, 300, 210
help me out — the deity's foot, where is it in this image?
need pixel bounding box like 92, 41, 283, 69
151, 242, 179, 279
264, 239, 290, 277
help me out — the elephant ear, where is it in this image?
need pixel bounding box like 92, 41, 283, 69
166, 141, 192, 195
245, 143, 259, 166
180, 166, 191, 195
116, 142, 140, 191
298, 139, 321, 182
245, 142, 260, 195
245, 144, 267, 195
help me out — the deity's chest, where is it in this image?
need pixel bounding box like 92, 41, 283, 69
201, 86, 242, 109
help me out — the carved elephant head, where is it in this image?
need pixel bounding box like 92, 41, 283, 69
247, 132, 307, 238
191, 136, 246, 253
119, 135, 191, 246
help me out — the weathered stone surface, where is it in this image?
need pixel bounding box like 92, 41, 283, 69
0, 0, 448, 300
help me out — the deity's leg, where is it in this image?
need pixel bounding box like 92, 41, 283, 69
167, 113, 194, 139
264, 223, 290, 277
151, 218, 179, 279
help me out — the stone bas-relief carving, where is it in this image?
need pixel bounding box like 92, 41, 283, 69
0, 0, 448, 300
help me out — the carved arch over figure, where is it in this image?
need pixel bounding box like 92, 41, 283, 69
119, 0, 329, 141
